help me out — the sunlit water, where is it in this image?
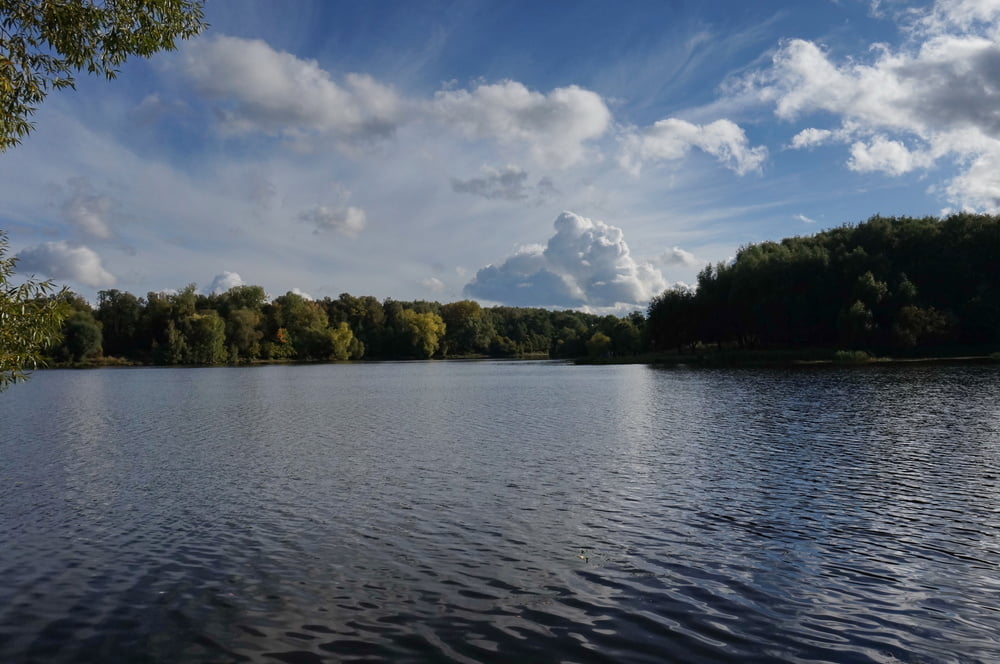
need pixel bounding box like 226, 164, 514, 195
1, 361, 998, 663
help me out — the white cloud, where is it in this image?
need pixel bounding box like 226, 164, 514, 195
207, 271, 245, 294
464, 211, 667, 309
179, 38, 616, 173
620, 118, 767, 175
789, 127, 834, 149
60, 177, 114, 239
431, 81, 611, 168
181, 35, 402, 140
796, 213, 817, 223
298, 205, 367, 236
740, 0, 1000, 209
656, 246, 700, 267
911, 0, 1000, 35
420, 277, 445, 293
848, 135, 933, 175
16, 242, 116, 288
944, 150, 1000, 209
290, 287, 314, 300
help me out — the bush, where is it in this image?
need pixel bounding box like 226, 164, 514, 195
833, 350, 872, 364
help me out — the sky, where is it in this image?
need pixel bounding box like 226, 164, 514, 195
3, 0, 1000, 313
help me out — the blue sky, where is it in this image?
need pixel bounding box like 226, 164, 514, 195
3, 0, 998, 312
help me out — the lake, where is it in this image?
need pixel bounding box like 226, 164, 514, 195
1, 361, 998, 663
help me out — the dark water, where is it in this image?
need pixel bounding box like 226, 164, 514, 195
1, 362, 998, 663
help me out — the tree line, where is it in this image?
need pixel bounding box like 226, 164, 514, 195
647, 213, 1000, 355
45, 286, 647, 365
27, 212, 1000, 370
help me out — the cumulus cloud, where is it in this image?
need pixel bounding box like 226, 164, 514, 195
944, 150, 1000, 209
742, 0, 1000, 209
656, 246, 700, 267
16, 242, 115, 288
450, 165, 556, 202
848, 135, 934, 175
620, 118, 767, 175
182, 35, 402, 140
60, 177, 114, 239
464, 211, 667, 309
431, 81, 611, 168
298, 205, 367, 236
207, 271, 245, 294
789, 127, 834, 149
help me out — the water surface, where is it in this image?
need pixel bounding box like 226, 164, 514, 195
1, 362, 998, 662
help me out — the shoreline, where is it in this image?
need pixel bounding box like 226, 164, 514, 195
38, 350, 1000, 371
578, 349, 1000, 368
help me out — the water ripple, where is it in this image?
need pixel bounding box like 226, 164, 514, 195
1, 363, 999, 662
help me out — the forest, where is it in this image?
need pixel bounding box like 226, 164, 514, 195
38, 213, 1000, 367
44, 287, 644, 365
647, 213, 1000, 356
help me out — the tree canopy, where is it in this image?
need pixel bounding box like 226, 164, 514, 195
647, 213, 1000, 355
23, 284, 631, 367
0, 0, 206, 150
0, 232, 68, 389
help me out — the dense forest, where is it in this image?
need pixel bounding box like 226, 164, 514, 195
38, 213, 1000, 367
647, 213, 1000, 355
43, 287, 645, 365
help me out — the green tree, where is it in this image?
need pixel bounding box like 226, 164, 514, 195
892, 305, 954, 349
182, 310, 226, 364
323, 293, 385, 355
0, 232, 68, 387
269, 292, 330, 360
439, 299, 492, 356
96, 288, 141, 356
399, 309, 445, 359
214, 285, 267, 318
647, 287, 696, 352
609, 318, 641, 356
261, 326, 295, 360
1, 0, 206, 151
61, 309, 102, 361
159, 318, 186, 364
327, 321, 364, 360
224, 307, 262, 361
586, 331, 612, 359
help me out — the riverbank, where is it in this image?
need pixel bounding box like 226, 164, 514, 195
40, 348, 1000, 370
578, 348, 1000, 367
41, 351, 553, 370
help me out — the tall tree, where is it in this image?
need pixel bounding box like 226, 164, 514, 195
439, 300, 492, 356
96, 288, 141, 357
